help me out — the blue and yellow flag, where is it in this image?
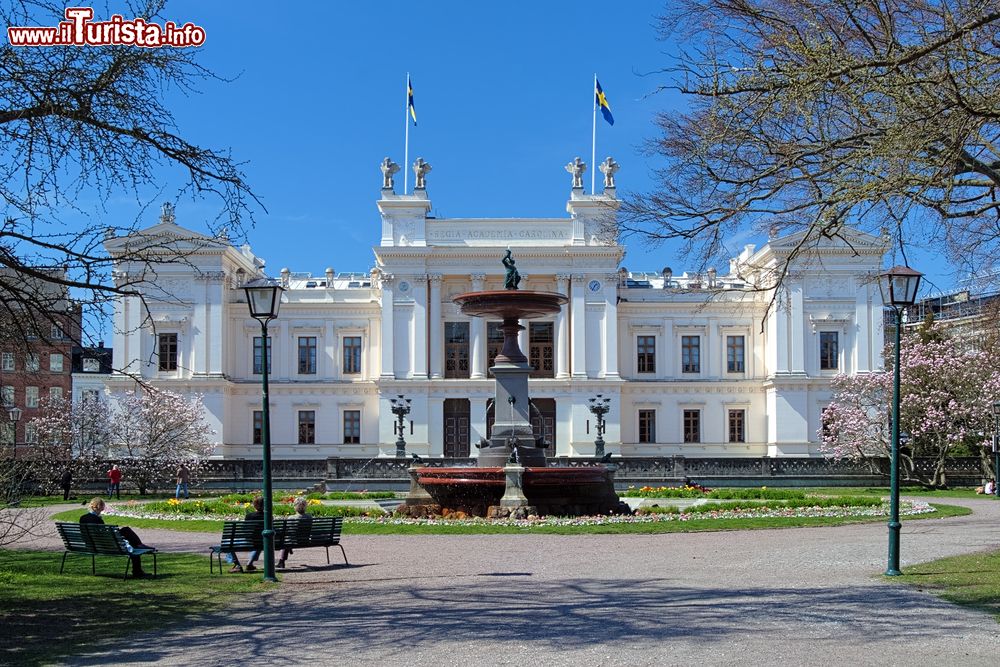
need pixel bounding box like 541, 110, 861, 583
408, 76, 417, 126
596, 78, 614, 126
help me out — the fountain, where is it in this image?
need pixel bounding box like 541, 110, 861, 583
402, 250, 628, 518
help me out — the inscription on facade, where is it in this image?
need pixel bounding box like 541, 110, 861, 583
427, 227, 571, 241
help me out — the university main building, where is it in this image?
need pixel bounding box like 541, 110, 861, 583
106, 159, 887, 460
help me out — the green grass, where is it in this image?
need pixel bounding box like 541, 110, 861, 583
894, 548, 1000, 621
0, 549, 269, 666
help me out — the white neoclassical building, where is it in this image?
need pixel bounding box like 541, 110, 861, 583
106, 160, 887, 460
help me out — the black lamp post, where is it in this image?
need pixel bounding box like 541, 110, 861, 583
6, 404, 21, 458
878, 265, 922, 576
992, 400, 1000, 498
243, 278, 284, 583
587, 394, 611, 458
390, 395, 411, 457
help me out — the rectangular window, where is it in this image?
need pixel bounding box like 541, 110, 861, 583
49, 353, 63, 372
683, 409, 701, 443
638, 409, 656, 443
298, 336, 317, 374
24, 423, 36, 444
252, 410, 263, 445
728, 409, 746, 443
343, 409, 361, 444
1, 386, 13, 406
0, 422, 13, 445
529, 322, 554, 378
637, 335, 656, 373
25, 386, 38, 409
49, 387, 63, 402
25, 353, 40, 372
158, 333, 178, 371
343, 336, 362, 374
51, 324, 64, 340
681, 336, 700, 373
727, 335, 745, 373
444, 322, 470, 379
1, 352, 13, 371
82, 358, 100, 372
486, 322, 503, 377
297, 410, 316, 444
820, 332, 839, 370
252, 336, 272, 375
82, 389, 100, 403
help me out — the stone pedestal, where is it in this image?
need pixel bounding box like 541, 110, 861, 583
403, 463, 434, 506
500, 464, 529, 508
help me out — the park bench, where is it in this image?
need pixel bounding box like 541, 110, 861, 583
209, 517, 347, 573
55, 522, 158, 580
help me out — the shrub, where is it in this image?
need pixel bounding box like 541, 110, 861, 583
620, 485, 710, 498
325, 491, 396, 500
706, 488, 806, 500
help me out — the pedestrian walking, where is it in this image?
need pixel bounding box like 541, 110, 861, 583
60, 467, 73, 501
176, 464, 190, 500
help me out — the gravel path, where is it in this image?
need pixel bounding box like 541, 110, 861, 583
34, 498, 1000, 666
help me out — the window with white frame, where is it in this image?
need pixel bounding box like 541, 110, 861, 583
82, 389, 101, 403
158, 333, 178, 371
681, 336, 700, 373
25, 386, 38, 408
25, 353, 39, 372
82, 358, 100, 372
728, 409, 746, 443
726, 335, 745, 373
343, 336, 362, 374
343, 409, 361, 444
819, 331, 839, 370
51, 324, 64, 340
252, 410, 263, 445
298, 336, 317, 374
636, 335, 656, 374
49, 353, 63, 372
1, 352, 13, 371
0, 422, 13, 445
25, 423, 37, 443
49, 387, 63, 402
252, 336, 272, 374
298, 410, 316, 444
1, 386, 13, 406
638, 409, 656, 443
683, 409, 701, 443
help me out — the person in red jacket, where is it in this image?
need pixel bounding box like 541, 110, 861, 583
107, 464, 122, 499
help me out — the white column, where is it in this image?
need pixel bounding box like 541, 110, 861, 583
324, 321, 336, 380
428, 275, 443, 378
379, 275, 395, 379
790, 279, 805, 373
470, 274, 486, 378
412, 276, 428, 377
604, 274, 619, 378
278, 320, 290, 380
571, 275, 586, 378
555, 274, 571, 378
207, 277, 224, 375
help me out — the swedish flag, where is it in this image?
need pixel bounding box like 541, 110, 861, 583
408, 76, 417, 126
596, 78, 614, 126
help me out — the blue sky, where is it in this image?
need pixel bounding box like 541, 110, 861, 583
42, 2, 958, 302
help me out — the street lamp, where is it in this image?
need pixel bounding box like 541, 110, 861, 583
243, 278, 284, 583
587, 394, 611, 458
878, 265, 922, 576
992, 400, 1000, 498
5, 404, 21, 458
389, 395, 411, 457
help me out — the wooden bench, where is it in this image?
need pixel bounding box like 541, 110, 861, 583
209, 517, 347, 573
278, 517, 348, 567
55, 522, 158, 580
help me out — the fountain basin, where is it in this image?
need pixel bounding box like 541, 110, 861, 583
453, 290, 568, 320
414, 466, 625, 517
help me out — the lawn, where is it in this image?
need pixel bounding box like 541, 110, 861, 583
51, 502, 970, 535
0, 550, 269, 666
894, 548, 1000, 621
804, 486, 995, 499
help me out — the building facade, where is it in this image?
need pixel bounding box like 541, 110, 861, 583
106, 161, 887, 459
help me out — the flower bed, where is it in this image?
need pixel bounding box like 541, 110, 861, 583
636, 496, 883, 515
620, 485, 809, 500
107, 497, 382, 521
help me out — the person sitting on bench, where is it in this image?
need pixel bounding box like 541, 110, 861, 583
228, 495, 265, 573
277, 497, 313, 569
80, 497, 152, 577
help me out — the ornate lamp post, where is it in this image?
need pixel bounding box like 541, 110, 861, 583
243, 278, 284, 583
992, 400, 1000, 498
878, 265, 922, 576
587, 394, 611, 458
6, 405, 21, 458
390, 395, 411, 457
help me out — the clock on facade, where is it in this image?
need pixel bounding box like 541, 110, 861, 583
398, 280, 410, 293
588, 279, 601, 293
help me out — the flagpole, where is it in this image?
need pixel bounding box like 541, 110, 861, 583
591, 73, 597, 194
404, 72, 410, 194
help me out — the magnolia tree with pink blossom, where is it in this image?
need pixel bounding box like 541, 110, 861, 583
821, 331, 1000, 488
105, 389, 217, 494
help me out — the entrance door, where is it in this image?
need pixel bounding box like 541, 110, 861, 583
443, 398, 471, 457
531, 398, 557, 457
